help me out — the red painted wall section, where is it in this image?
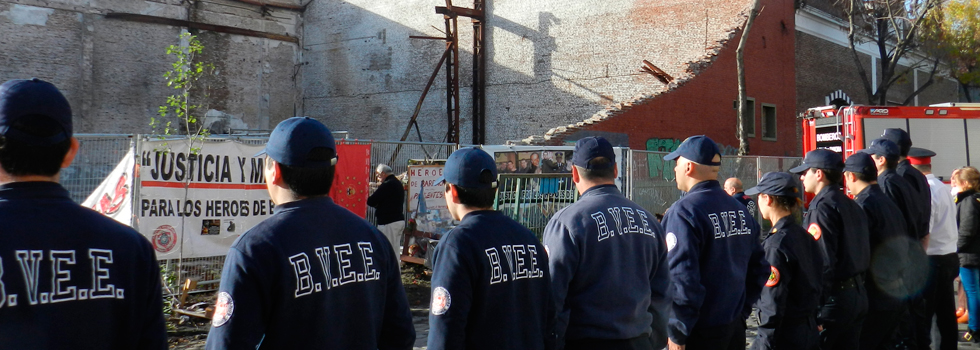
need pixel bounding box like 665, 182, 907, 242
554, 0, 798, 156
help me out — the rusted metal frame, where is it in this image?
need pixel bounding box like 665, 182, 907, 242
391, 46, 453, 165
443, 5, 461, 144
471, 0, 486, 145
435, 6, 484, 19
104, 13, 299, 43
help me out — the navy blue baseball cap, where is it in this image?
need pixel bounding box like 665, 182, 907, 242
572, 136, 616, 169
435, 147, 498, 189
843, 152, 877, 178
663, 135, 722, 166
789, 149, 843, 174
861, 138, 899, 163
882, 128, 911, 156
745, 172, 799, 196
255, 117, 337, 168
0, 78, 73, 145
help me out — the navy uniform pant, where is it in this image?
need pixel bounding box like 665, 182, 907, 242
819, 283, 868, 350
750, 317, 819, 350
565, 334, 653, 350
686, 319, 746, 350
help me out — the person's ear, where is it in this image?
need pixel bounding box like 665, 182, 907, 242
60, 137, 81, 169
571, 165, 581, 183
265, 157, 285, 187
685, 161, 696, 177
449, 184, 462, 204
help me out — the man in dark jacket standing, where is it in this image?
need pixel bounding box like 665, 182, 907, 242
368, 164, 405, 261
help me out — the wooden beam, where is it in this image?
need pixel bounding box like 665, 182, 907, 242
229, 0, 305, 11
105, 13, 299, 44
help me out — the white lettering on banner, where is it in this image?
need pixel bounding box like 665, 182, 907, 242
0, 249, 124, 309
709, 210, 751, 239
291, 242, 382, 299
593, 207, 657, 241
486, 244, 544, 285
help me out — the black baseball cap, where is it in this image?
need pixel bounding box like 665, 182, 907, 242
0, 78, 73, 145
435, 147, 498, 189
572, 136, 615, 169
843, 152, 877, 178
255, 117, 337, 168
789, 149, 843, 174
882, 128, 912, 156
663, 135, 722, 166
861, 138, 900, 163
745, 172, 799, 197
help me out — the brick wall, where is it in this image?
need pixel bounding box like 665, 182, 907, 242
301, 0, 754, 144
0, 0, 301, 134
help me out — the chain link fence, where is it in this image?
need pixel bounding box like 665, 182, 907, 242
61, 136, 800, 292
494, 174, 578, 239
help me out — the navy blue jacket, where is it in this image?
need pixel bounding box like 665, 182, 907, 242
542, 184, 669, 349
662, 180, 769, 345
428, 210, 553, 350
752, 216, 824, 350
734, 192, 758, 219
802, 186, 870, 288
205, 196, 415, 350
897, 161, 931, 239
854, 184, 909, 311
367, 175, 405, 225
879, 169, 924, 240
0, 182, 166, 350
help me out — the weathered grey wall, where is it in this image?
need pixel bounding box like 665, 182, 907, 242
0, 0, 302, 134
300, 0, 751, 144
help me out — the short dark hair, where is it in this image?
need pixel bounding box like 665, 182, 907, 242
445, 169, 497, 208
815, 168, 842, 186
0, 119, 72, 176
576, 157, 616, 181
852, 171, 877, 183
276, 147, 336, 197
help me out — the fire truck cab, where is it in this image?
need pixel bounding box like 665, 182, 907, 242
801, 103, 980, 180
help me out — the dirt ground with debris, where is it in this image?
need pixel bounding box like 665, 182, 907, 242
168, 265, 432, 350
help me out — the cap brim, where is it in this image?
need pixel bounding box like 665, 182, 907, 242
433, 175, 447, 186
663, 151, 680, 161
254, 148, 268, 158
744, 187, 761, 196
788, 164, 811, 174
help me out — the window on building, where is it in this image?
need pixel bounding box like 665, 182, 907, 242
762, 104, 777, 141
733, 98, 755, 137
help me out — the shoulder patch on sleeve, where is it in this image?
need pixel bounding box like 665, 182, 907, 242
666, 232, 677, 252
211, 291, 235, 328
431, 286, 452, 316
766, 266, 780, 287
807, 223, 822, 241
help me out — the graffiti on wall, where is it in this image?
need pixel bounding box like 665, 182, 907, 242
646, 138, 738, 180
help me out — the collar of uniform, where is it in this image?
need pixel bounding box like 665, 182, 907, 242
853, 183, 878, 201
271, 195, 334, 214
580, 184, 620, 198
733, 191, 745, 197
459, 209, 502, 222
925, 173, 938, 181
811, 184, 840, 204
384, 174, 399, 183
772, 215, 798, 232
0, 181, 71, 200
689, 179, 722, 194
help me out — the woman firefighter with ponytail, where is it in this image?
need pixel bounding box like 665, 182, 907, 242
747, 172, 824, 350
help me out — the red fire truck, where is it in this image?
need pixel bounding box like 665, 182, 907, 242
801, 103, 980, 180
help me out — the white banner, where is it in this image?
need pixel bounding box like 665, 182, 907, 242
406, 164, 455, 235
82, 148, 136, 225
137, 139, 274, 259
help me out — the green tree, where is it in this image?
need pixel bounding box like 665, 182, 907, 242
153, 32, 214, 153
924, 0, 980, 101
